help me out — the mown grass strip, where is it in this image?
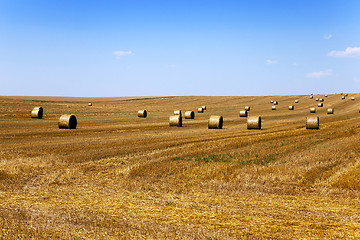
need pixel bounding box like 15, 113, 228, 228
173, 153, 278, 165
25, 96, 178, 104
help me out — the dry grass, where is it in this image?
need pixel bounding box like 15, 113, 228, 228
0, 94, 360, 239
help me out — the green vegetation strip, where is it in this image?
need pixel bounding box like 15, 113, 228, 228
24, 96, 178, 104
173, 153, 278, 165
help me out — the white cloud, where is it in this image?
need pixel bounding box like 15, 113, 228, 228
323, 34, 332, 40
328, 47, 360, 58
113, 50, 134, 59
305, 69, 333, 78
266, 59, 278, 64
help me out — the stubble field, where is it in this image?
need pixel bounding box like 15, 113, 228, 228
0, 94, 360, 239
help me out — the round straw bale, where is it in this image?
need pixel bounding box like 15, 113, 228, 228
340, 92, 343, 95
31, 107, 43, 119
239, 110, 247, 117
345, 93, 348, 97
88, 102, 92, 106
169, 115, 182, 127
315, 98, 319, 101
198, 107, 204, 113
319, 98, 324, 102
295, 100, 299, 103
310, 107, 316, 113
208, 115, 223, 129
289, 105, 294, 110
270, 100, 274, 103
273, 101, 278, 105
310, 95, 314, 99
351, 97, 355, 100
342, 96, 345, 99
247, 116, 261, 130
318, 103, 323, 107
327, 108, 334, 114
245, 106, 251, 111
58, 114, 77, 129
272, 106, 276, 110
325, 94, 328, 97
202, 106, 207, 110
306, 116, 319, 129
138, 110, 147, 118
184, 111, 195, 119
310, 93, 313, 95
174, 110, 182, 116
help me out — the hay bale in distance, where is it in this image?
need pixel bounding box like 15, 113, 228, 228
138, 110, 147, 118
88, 102, 92, 106
289, 105, 294, 110
239, 110, 247, 117
247, 116, 261, 130
345, 93, 348, 97
310, 107, 316, 113
273, 101, 278, 105
245, 106, 251, 111
340, 92, 343, 95
174, 110, 182, 116
310, 95, 314, 99
319, 98, 324, 102
208, 115, 223, 129
342, 96, 346, 100
318, 103, 323, 107
351, 97, 355, 100
202, 106, 207, 110
316, 98, 319, 101
272, 106, 276, 110
306, 116, 319, 129
169, 115, 182, 127
184, 111, 195, 119
327, 108, 334, 114
58, 114, 77, 129
295, 100, 299, 103
270, 100, 274, 103
198, 107, 204, 113
325, 94, 328, 97
31, 107, 43, 119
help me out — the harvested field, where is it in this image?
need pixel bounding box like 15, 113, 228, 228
0, 94, 360, 239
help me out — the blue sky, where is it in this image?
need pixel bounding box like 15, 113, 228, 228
1, 0, 359, 97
